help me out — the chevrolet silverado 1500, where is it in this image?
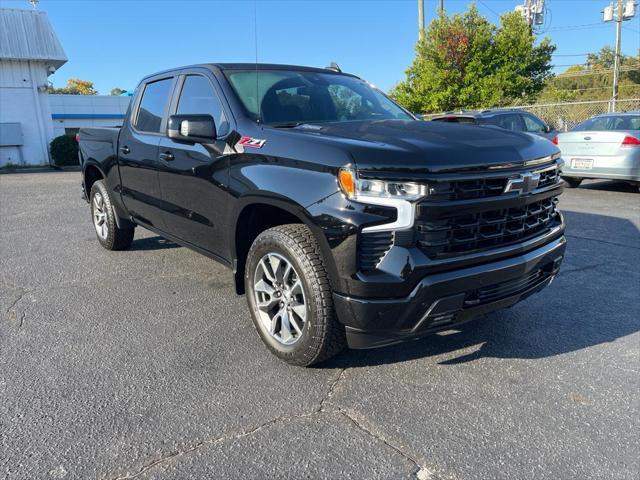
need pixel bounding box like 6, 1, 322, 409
79, 63, 566, 366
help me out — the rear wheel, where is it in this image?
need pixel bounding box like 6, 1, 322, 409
90, 180, 134, 250
245, 224, 345, 366
562, 177, 583, 188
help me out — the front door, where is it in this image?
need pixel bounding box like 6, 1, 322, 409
118, 77, 175, 229
156, 73, 231, 259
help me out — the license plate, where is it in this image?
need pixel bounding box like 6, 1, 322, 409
571, 158, 593, 169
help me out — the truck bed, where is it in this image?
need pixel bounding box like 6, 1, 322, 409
78, 127, 120, 167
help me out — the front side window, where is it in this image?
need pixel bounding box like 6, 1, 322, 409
134, 78, 173, 133
225, 70, 413, 125
176, 75, 229, 136
522, 114, 546, 133
486, 114, 524, 132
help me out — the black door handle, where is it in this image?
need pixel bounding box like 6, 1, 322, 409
120, 145, 130, 155
159, 151, 174, 162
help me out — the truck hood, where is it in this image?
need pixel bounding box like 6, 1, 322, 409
293, 119, 558, 173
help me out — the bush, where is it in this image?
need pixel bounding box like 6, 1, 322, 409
50, 134, 79, 166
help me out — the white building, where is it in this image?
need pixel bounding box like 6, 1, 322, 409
0, 8, 67, 166
0, 7, 131, 167
49, 94, 130, 138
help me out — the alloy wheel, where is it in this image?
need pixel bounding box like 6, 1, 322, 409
253, 252, 307, 345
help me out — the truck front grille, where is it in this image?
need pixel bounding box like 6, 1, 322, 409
427, 164, 560, 202
416, 196, 560, 258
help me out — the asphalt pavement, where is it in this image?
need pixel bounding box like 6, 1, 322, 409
1, 172, 638, 480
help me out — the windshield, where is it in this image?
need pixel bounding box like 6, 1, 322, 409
572, 115, 640, 131
225, 70, 413, 125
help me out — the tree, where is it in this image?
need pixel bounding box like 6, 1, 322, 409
48, 79, 98, 95
540, 47, 640, 102
390, 5, 555, 113
109, 87, 127, 96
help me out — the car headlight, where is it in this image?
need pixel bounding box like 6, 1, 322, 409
338, 168, 428, 201
338, 168, 426, 233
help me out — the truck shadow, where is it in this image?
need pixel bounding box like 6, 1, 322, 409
577, 180, 638, 193
322, 210, 640, 368
129, 235, 181, 251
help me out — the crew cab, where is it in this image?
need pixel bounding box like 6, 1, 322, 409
79, 63, 566, 366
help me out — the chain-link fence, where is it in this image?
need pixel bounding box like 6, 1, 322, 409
423, 98, 640, 132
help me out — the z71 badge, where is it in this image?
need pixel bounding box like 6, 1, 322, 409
237, 136, 267, 149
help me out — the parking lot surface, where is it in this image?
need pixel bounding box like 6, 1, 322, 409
1, 172, 639, 480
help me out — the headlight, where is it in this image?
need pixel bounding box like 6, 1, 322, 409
338, 168, 428, 201
337, 168, 426, 233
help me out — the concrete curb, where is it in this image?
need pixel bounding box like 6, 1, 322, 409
0, 166, 81, 175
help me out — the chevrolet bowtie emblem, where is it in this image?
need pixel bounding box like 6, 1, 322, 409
504, 172, 541, 195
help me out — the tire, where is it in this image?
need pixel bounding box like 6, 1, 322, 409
562, 177, 582, 188
90, 180, 134, 250
245, 224, 346, 366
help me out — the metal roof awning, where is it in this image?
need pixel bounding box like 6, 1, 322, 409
0, 8, 67, 69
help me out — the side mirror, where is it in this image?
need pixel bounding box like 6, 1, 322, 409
543, 124, 552, 133
167, 114, 216, 144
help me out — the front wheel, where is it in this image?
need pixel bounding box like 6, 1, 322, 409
562, 176, 583, 188
245, 224, 345, 366
90, 180, 134, 250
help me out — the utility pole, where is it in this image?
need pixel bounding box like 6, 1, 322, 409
418, 0, 425, 42
612, 0, 624, 112
603, 0, 637, 112
515, 0, 546, 31
438, 0, 444, 13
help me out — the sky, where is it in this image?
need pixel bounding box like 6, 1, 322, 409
2, 0, 639, 94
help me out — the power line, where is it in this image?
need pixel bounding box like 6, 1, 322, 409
477, 0, 501, 19
545, 22, 609, 32
552, 53, 591, 57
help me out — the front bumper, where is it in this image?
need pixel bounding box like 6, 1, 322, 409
334, 235, 566, 349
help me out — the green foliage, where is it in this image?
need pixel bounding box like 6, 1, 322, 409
49, 135, 79, 166
540, 47, 640, 102
109, 87, 127, 96
48, 79, 98, 95
391, 5, 555, 113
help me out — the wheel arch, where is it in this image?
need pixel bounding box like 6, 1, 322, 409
231, 196, 339, 296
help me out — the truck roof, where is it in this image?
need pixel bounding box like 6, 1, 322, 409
140, 63, 359, 82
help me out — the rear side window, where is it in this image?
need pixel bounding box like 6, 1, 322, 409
573, 115, 640, 131
176, 75, 229, 136
134, 78, 173, 133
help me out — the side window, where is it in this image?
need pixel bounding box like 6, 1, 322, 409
134, 78, 173, 133
522, 114, 546, 133
177, 75, 229, 136
487, 114, 523, 132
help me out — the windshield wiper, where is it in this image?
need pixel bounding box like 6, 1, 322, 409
269, 122, 307, 128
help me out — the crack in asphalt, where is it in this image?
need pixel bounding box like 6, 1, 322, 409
110, 411, 319, 480
110, 368, 440, 480
4, 288, 29, 315
565, 233, 640, 250
319, 368, 346, 411
329, 406, 440, 480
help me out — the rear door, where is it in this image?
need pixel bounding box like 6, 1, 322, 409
156, 71, 232, 259
118, 76, 176, 229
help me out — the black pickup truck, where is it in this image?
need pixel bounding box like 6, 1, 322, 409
79, 63, 566, 366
